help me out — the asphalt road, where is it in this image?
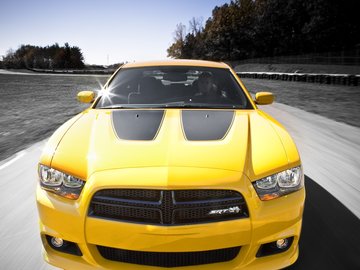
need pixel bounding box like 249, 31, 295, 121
261, 103, 360, 219
0, 103, 359, 269
287, 176, 360, 270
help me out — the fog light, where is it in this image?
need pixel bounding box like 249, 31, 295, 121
51, 237, 64, 248
45, 235, 82, 256
276, 238, 288, 249
256, 236, 294, 257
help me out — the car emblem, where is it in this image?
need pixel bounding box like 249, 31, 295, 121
208, 206, 241, 215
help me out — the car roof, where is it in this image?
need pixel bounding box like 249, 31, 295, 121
122, 59, 230, 69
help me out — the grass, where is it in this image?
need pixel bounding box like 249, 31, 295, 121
0, 74, 109, 161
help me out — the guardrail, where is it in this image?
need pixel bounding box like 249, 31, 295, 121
236, 72, 359, 86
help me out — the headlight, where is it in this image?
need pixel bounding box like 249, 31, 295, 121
253, 166, 304, 201
38, 164, 85, 199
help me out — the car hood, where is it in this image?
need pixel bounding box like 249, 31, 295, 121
44, 109, 300, 182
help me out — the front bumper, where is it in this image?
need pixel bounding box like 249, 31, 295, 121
37, 167, 305, 269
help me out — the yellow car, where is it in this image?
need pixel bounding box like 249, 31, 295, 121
37, 60, 305, 269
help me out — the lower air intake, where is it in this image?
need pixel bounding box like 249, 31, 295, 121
97, 245, 241, 268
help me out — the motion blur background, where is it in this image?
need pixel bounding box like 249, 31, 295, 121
0, 0, 359, 269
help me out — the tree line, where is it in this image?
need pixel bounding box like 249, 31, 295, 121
167, 0, 360, 61
1, 43, 85, 69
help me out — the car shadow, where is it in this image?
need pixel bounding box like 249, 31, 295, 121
286, 176, 360, 269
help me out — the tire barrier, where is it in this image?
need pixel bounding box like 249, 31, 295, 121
29, 68, 115, 75
236, 72, 359, 86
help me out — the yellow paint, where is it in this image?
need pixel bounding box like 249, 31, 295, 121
255, 92, 275, 105
122, 59, 229, 69
77, 91, 95, 103
37, 60, 304, 269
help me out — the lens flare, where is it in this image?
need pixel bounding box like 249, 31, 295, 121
95, 81, 127, 106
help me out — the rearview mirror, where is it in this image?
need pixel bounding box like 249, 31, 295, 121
77, 91, 95, 103
254, 92, 274, 105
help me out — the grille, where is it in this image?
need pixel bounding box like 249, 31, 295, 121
89, 189, 248, 225
97, 245, 241, 267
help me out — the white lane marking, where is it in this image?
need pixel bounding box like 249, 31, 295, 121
0, 151, 26, 170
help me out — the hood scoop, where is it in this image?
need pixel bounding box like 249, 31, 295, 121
182, 110, 234, 141
112, 110, 165, 140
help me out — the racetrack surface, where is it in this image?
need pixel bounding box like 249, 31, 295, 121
260, 103, 360, 219
287, 176, 360, 270
1, 104, 359, 269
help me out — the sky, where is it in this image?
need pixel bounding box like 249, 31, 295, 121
0, 0, 229, 65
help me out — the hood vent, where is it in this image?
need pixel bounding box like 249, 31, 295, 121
182, 110, 234, 141
112, 110, 164, 140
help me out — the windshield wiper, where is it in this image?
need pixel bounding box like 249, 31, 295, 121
97, 104, 167, 109
97, 102, 242, 110
163, 101, 242, 109
97, 105, 133, 109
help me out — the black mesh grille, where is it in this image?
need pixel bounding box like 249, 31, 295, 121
97, 245, 241, 267
174, 189, 241, 202
94, 189, 160, 202
91, 204, 161, 224
89, 189, 248, 225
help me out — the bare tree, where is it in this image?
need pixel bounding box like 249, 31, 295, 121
189, 17, 203, 34
174, 23, 186, 43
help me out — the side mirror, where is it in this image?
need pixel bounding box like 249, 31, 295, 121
77, 91, 95, 103
254, 92, 274, 105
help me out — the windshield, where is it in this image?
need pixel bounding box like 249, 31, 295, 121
95, 66, 253, 109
